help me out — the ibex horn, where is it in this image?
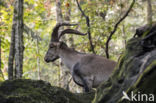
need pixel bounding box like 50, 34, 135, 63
58, 29, 87, 40
51, 23, 78, 42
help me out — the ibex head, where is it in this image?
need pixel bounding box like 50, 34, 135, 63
44, 23, 86, 62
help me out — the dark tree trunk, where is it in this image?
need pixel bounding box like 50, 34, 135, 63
14, 0, 24, 79
8, 5, 16, 80
8, 0, 24, 80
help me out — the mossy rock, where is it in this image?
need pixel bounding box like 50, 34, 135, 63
0, 79, 95, 103
93, 37, 156, 103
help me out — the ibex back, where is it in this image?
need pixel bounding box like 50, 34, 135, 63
44, 23, 116, 92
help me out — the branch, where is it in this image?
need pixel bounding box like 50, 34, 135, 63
105, 0, 135, 58
75, 0, 95, 54
24, 24, 42, 41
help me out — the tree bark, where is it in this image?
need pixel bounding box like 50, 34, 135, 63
8, 2, 16, 80
0, 38, 5, 80
56, 0, 64, 34
65, 1, 74, 48
14, 0, 24, 79
122, 25, 126, 48
147, 0, 152, 24
56, 0, 64, 87
63, 1, 73, 90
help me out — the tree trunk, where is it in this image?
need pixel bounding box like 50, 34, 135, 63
0, 38, 5, 80
56, 0, 64, 87
36, 37, 41, 80
122, 25, 126, 48
64, 1, 83, 92
14, 0, 24, 79
8, 3, 16, 80
147, 0, 152, 24
61, 0, 73, 91
64, 1, 74, 48
56, 0, 64, 33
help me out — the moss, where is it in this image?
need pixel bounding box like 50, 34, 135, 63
133, 61, 156, 88
117, 61, 156, 103
0, 79, 95, 103
127, 61, 156, 93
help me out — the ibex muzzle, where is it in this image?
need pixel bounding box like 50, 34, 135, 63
45, 23, 116, 92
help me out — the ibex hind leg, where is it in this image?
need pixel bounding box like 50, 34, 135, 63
78, 75, 90, 92
73, 63, 90, 92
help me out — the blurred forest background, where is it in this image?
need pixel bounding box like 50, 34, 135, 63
0, 0, 155, 93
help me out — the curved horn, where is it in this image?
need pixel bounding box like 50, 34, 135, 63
51, 23, 78, 42
58, 29, 87, 40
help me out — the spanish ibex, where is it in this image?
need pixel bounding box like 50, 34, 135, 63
44, 23, 116, 92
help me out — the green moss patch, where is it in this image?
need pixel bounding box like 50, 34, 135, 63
0, 79, 95, 103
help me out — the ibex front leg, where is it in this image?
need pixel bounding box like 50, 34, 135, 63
72, 63, 92, 92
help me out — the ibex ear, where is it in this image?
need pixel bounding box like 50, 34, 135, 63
51, 42, 59, 47
58, 42, 64, 48
52, 42, 63, 48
